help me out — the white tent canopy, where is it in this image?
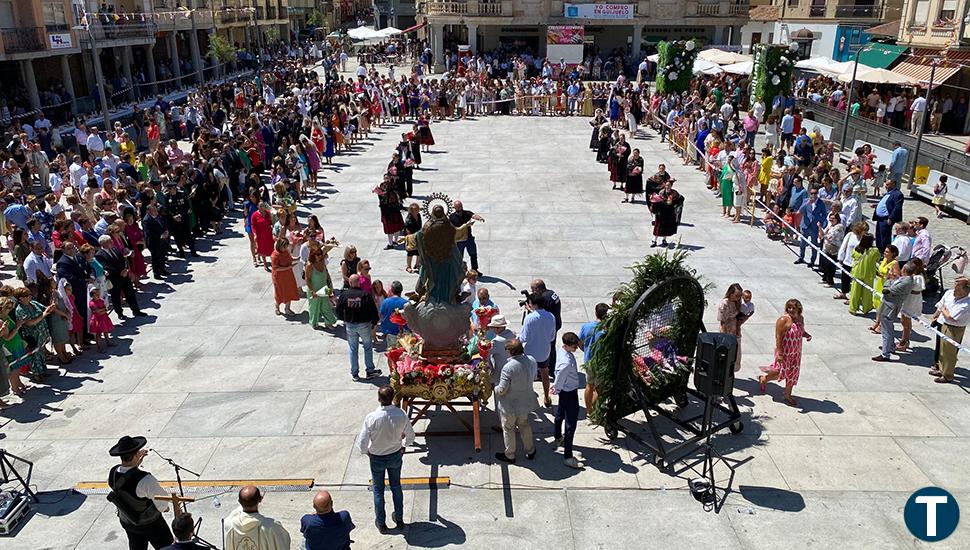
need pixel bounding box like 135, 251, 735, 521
795, 56, 859, 77
698, 48, 752, 65
377, 27, 402, 37
837, 66, 919, 85
721, 61, 753, 75
347, 26, 384, 40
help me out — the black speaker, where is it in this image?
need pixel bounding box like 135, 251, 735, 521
694, 332, 738, 398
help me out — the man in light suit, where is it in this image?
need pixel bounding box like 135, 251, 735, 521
494, 339, 539, 464
795, 187, 828, 267
872, 178, 904, 251
873, 264, 915, 362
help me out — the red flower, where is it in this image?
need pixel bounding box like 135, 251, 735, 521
390, 310, 408, 327
477, 340, 492, 358
386, 347, 405, 365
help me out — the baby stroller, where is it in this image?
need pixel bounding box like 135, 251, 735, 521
924, 245, 968, 295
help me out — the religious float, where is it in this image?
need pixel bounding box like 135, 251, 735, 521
385, 193, 496, 452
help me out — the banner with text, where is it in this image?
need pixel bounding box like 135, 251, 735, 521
547, 25, 585, 45
563, 3, 635, 20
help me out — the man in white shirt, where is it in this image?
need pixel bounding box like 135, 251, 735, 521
355, 63, 367, 78
107, 435, 174, 549
911, 216, 932, 264
885, 93, 897, 125
552, 332, 583, 469
930, 277, 970, 383
892, 221, 913, 263
68, 154, 86, 190
355, 385, 414, 533
86, 126, 105, 159
23, 240, 52, 285
910, 95, 927, 133
34, 111, 51, 132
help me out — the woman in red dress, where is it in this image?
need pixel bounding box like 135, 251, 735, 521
250, 202, 275, 270
122, 211, 147, 285
271, 239, 300, 316
416, 117, 435, 152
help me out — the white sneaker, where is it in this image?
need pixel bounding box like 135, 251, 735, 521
564, 457, 584, 469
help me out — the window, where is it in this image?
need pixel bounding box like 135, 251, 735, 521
940, 0, 957, 21
43, 1, 69, 31
913, 0, 930, 25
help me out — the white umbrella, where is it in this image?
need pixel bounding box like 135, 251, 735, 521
721, 61, 753, 75
348, 26, 383, 40
377, 27, 402, 37
698, 49, 752, 65
646, 53, 659, 62
693, 57, 723, 76
837, 66, 918, 85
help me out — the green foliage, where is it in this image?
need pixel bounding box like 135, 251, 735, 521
207, 33, 238, 64
307, 9, 324, 27
264, 26, 281, 43
586, 250, 709, 425
656, 40, 698, 95
750, 43, 798, 103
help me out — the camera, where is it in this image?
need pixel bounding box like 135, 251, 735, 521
518, 289, 530, 307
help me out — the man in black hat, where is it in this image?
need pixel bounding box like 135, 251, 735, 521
107, 435, 174, 550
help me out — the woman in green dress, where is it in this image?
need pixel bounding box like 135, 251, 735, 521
45, 278, 73, 364
305, 246, 338, 329
12, 288, 53, 380
0, 297, 28, 397
869, 245, 901, 333
848, 234, 880, 315
720, 154, 736, 218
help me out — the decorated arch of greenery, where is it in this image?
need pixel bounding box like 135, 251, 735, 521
655, 40, 699, 95
750, 42, 799, 104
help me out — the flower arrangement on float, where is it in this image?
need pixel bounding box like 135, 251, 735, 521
750, 42, 799, 106
656, 39, 699, 95
386, 310, 493, 404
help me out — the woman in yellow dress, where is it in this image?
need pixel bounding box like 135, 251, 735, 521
581, 85, 593, 117
869, 244, 901, 333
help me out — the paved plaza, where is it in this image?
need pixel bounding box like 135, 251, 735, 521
1, 113, 969, 549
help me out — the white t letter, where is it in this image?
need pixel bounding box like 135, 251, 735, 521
916, 495, 949, 537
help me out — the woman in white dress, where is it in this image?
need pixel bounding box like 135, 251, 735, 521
896, 259, 925, 351
624, 96, 638, 137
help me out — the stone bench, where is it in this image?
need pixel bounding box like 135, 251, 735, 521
913, 169, 970, 220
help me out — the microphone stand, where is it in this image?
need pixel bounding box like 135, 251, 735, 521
149, 449, 218, 549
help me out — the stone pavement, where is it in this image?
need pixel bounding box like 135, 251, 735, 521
1, 114, 969, 549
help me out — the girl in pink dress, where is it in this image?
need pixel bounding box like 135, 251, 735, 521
88, 288, 114, 352
759, 298, 813, 406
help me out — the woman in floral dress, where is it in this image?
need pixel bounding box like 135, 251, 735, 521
12, 288, 53, 380
759, 298, 813, 406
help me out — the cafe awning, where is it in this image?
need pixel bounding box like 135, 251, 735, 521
857, 43, 907, 69
401, 21, 428, 34
891, 48, 970, 87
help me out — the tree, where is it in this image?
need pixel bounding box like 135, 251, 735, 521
208, 33, 239, 78
307, 9, 324, 27
264, 26, 280, 44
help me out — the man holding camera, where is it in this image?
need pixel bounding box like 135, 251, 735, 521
531, 279, 562, 375
520, 292, 557, 407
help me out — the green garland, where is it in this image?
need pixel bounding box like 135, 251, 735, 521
656, 40, 698, 95
750, 43, 799, 104
586, 250, 709, 425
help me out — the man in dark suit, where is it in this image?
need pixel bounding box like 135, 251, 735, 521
160, 514, 207, 550
143, 203, 169, 279
795, 188, 828, 267
56, 241, 93, 340
96, 235, 146, 318
872, 177, 904, 251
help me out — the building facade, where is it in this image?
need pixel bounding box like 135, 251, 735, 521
417, 0, 750, 70
739, 0, 904, 60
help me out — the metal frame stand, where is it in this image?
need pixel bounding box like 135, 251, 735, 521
150, 450, 218, 549
0, 450, 36, 503
606, 386, 742, 471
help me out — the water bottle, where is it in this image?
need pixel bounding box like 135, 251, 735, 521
737, 506, 754, 515
212, 495, 221, 508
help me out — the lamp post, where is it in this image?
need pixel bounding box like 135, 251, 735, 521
838, 44, 869, 152
906, 61, 937, 194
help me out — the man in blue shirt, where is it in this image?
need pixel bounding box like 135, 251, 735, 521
520, 292, 556, 407
552, 332, 583, 469
873, 178, 904, 251
780, 108, 795, 150
795, 188, 828, 267
889, 142, 908, 185
788, 176, 808, 212
579, 302, 609, 412
3, 198, 32, 231
378, 281, 408, 349
300, 490, 355, 550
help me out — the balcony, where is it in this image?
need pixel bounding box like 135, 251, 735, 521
0, 27, 46, 55
834, 4, 881, 18
728, 1, 749, 15
427, 1, 469, 15
696, 1, 721, 16
809, 4, 826, 16
82, 19, 156, 43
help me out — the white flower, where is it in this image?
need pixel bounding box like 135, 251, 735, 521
686, 41, 696, 51
669, 71, 679, 80
674, 57, 681, 64
771, 75, 781, 85
789, 42, 799, 52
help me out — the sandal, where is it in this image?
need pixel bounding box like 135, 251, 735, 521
758, 375, 766, 394
784, 395, 798, 407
